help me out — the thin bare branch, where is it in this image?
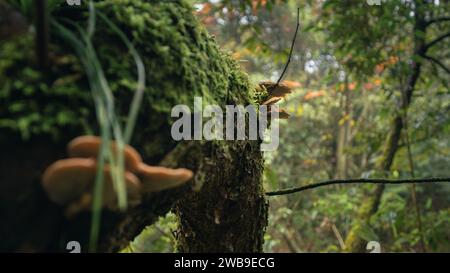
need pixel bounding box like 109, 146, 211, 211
424, 31, 450, 52
266, 177, 450, 196
426, 16, 450, 27
423, 55, 450, 74
276, 8, 300, 84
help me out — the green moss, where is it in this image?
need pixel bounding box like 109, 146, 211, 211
0, 0, 253, 161
0, 35, 92, 141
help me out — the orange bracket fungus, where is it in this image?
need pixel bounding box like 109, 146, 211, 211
137, 163, 194, 193
41, 136, 194, 217
42, 158, 97, 205
258, 81, 293, 120
259, 81, 292, 99
261, 96, 282, 106
67, 135, 143, 173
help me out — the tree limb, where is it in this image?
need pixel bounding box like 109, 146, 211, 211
426, 16, 450, 27
266, 177, 450, 196
424, 31, 450, 52
423, 55, 450, 74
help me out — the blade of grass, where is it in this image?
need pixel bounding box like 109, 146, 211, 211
89, 99, 109, 252
50, 0, 146, 250
87, 0, 96, 38
52, 19, 126, 251
97, 12, 146, 144
75, 3, 128, 211
82, 37, 128, 209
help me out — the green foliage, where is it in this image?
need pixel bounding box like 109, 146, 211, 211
1, 0, 448, 253
121, 213, 178, 253
235, 0, 449, 252
318, 0, 412, 76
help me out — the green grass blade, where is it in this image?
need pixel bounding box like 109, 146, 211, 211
97, 12, 146, 144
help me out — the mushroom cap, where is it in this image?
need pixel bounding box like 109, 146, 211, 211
67, 136, 142, 173
262, 96, 282, 106
42, 157, 143, 211
259, 81, 292, 98
44, 136, 191, 215
137, 163, 193, 193
61, 168, 143, 215
42, 158, 96, 205
101, 167, 142, 210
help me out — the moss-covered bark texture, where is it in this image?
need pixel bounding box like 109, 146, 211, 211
0, 0, 267, 252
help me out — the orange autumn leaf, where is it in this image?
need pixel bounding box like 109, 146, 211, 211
363, 83, 374, 90
389, 56, 399, 65
348, 82, 357, 91
202, 16, 215, 25
375, 63, 385, 74
304, 91, 325, 101
232, 51, 241, 60
197, 3, 212, 15
374, 78, 382, 86
282, 80, 302, 89
302, 159, 317, 166
251, 0, 269, 15
232, 48, 251, 60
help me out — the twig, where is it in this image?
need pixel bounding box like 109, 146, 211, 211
426, 16, 450, 27
424, 31, 450, 53
276, 8, 300, 84
266, 177, 450, 196
423, 55, 450, 74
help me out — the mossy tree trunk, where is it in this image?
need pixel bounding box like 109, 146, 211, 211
0, 0, 267, 252
175, 141, 267, 252
344, 0, 428, 252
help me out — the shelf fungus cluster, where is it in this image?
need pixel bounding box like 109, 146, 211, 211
42, 136, 193, 218
258, 81, 292, 119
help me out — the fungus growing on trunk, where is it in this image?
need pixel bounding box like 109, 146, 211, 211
259, 81, 292, 98
137, 163, 193, 193
42, 158, 96, 205
41, 136, 194, 217
262, 97, 282, 106
62, 168, 143, 218
258, 81, 293, 119
67, 136, 142, 173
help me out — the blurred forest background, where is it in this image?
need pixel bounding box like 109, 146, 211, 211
123, 0, 450, 253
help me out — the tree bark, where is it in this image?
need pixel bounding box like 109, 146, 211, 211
0, 0, 267, 252
344, 0, 428, 252
175, 141, 267, 252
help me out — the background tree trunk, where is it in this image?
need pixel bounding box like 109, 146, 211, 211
344, 0, 427, 252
